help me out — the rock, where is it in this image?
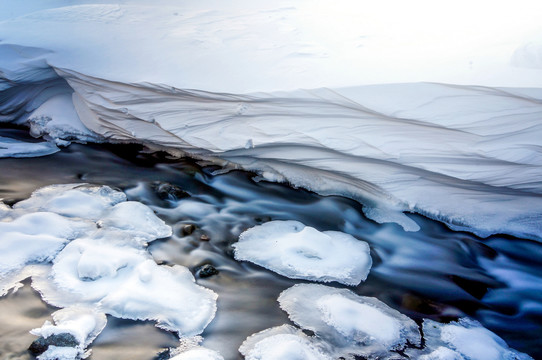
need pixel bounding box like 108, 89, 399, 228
28, 333, 79, 356
198, 264, 219, 278
152, 182, 190, 201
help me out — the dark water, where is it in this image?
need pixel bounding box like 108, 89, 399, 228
0, 127, 541, 359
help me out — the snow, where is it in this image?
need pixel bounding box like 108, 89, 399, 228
1, 2, 541, 239
239, 325, 332, 360
278, 284, 421, 355
233, 220, 372, 285
170, 347, 224, 360
0, 212, 92, 277
414, 318, 533, 360
1, 1, 541, 92
31, 306, 107, 359
1, 183, 217, 338
37, 346, 80, 360
0, 136, 59, 157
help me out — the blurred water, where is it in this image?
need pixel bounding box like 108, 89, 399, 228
0, 127, 540, 359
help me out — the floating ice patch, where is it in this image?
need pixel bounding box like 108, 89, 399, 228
170, 347, 224, 360
239, 324, 332, 360
30, 306, 106, 359
96, 201, 172, 241
0, 183, 216, 341
0, 212, 92, 277
414, 318, 533, 360
34, 235, 217, 336
13, 184, 126, 220
233, 220, 372, 285
278, 284, 421, 357
0, 135, 59, 158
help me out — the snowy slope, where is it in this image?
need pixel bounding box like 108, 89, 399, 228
1, 1, 542, 240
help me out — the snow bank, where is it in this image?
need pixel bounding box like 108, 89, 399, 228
1, 1, 542, 241
278, 284, 421, 356
233, 220, 372, 285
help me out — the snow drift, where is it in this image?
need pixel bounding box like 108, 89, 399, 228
1, 1, 542, 241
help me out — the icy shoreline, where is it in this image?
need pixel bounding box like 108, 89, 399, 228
2, 63, 542, 241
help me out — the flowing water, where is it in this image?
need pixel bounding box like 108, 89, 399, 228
0, 127, 541, 359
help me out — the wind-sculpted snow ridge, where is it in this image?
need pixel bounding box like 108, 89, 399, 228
0, 184, 218, 359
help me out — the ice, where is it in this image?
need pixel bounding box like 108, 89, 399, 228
13, 184, 127, 220
30, 306, 107, 359
278, 284, 421, 356
239, 324, 332, 360
37, 346, 80, 360
233, 220, 372, 285
0, 212, 92, 276
34, 234, 217, 336
1, 183, 217, 339
0, 136, 59, 157
96, 201, 172, 241
170, 347, 224, 360
414, 318, 533, 360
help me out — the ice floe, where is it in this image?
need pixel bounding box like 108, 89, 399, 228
233, 220, 372, 285
30, 306, 106, 359
409, 318, 533, 360
170, 347, 224, 360
278, 284, 421, 357
0, 183, 217, 345
239, 324, 332, 360
0, 136, 59, 157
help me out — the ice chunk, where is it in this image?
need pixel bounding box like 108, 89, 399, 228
0, 136, 59, 158
233, 220, 372, 285
30, 306, 106, 359
96, 201, 172, 241
419, 347, 465, 360
239, 324, 332, 360
35, 236, 217, 336
419, 318, 533, 360
0, 212, 92, 276
37, 346, 80, 360
278, 284, 420, 356
14, 184, 126, 220
170, 347, 224, 360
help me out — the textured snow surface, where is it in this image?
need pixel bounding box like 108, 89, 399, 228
1, 2, 542, 239
233, 220, 372, 285
278, 284, 421, 356
31, 306, 107, 359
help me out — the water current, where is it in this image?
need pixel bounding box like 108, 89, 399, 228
0, 127, 541, 359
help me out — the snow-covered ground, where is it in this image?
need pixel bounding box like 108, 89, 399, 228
1, 1, 541, 359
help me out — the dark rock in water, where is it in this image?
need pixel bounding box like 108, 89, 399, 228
199, 234, 210, 241
197, 264, 219, 278
28, 333, 79, 356
152, 182, 190, 201
154, 348, 171, 360
181, 224, 196, 236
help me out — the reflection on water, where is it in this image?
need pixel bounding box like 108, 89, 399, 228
0, 128, 540, 359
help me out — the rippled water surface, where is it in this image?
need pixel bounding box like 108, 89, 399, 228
0, 128, 541, 359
